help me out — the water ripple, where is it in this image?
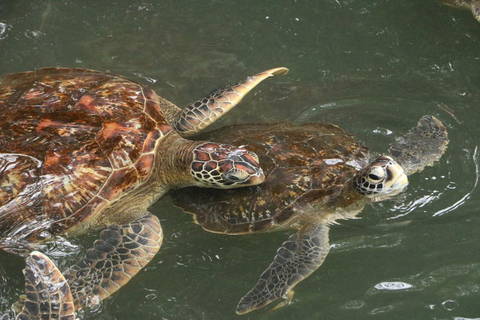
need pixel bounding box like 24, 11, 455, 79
0, 23, 12, 40
433, 146, 479, 217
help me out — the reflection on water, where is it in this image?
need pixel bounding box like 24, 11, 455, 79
431, 146, 479, 217
1, 0, 480, 319
391, 145, 479, 219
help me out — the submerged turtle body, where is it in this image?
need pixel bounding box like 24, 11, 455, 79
172, 116, 449, 314
0, 66, 288, 318
179, 122, 371, 234
438, 0, 480, 23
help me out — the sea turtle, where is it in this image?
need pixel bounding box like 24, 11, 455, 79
0, 66, 288, 319
437, 0, 480, 23
171, 115, 449, 314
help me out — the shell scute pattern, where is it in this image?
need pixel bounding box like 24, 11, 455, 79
0, 154, 42, 207
144, 100, 168, 131
174, 122, 369, 234
41, 141, 111, 221
97, 117, 150, 169
135, 153, 155, 178
76, 78, 144, 118
97, 167, 140, 202
0, 68, 169, 237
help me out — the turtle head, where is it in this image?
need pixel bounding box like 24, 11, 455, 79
190, 142, 265, 189
353, 156, 408, 197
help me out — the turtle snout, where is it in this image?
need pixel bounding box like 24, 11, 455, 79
389, 168, 408, 192
244, 167, 265, 186
374, 158, 409, 196
221, 157, 265, 188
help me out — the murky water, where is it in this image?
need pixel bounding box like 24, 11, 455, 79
1, 0, 480, 319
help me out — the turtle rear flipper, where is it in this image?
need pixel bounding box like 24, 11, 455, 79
389, 115, 449, 176
17, 251, 76, 320
174, 67, 289, 137
64, 214, 162, 310
236, 224, 330, 315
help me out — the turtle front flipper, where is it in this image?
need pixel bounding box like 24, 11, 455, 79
64, 214, 162, 310
389, 115, 449, 176
471, 1, 480, 22
174, 67, 289, 137
236, 224, 330, 315
16, 251, 76, 320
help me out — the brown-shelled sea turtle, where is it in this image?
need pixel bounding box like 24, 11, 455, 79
437, 0, 480, 22
0, 66, 288, 319
171, 116, 449, 314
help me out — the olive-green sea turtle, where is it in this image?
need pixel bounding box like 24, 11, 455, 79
171, 116, 449, 314
0, 66, 288, 319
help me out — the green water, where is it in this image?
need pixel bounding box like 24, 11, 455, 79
1, 0, 480, 319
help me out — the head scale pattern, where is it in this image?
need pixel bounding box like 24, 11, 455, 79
191, 142, 264, 189
353, 156, 408, 196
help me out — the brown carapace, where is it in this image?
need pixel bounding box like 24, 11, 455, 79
0, 66, 288, 319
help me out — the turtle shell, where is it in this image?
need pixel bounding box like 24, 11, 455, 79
0, 68, 171, 241
171, 122, 369, 234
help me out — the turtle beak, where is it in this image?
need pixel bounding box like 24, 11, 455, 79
246, 168, 265, 186
386, 163, 409, 195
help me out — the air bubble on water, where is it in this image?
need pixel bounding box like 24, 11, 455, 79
372, 128, 393, 135
446, 182, 456, 190
131, 3, 154, 11
374, 281, 413, 290
442, 299, 459, 311
25, 30, 46, 39
145, 293, 157, 300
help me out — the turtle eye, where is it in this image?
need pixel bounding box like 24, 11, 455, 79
223, 168, 250, 182
367, 167, 385, 182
